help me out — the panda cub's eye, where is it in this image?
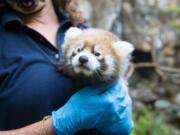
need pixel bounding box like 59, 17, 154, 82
72, 47, 82, 57
94, 51, 103, 60
75, 42, 84, 53
77, 48, 81, 52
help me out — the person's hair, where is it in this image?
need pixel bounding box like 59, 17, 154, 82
0, 0, 85, 25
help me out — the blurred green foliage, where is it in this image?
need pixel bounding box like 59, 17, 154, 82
131, 106, 173, 135
169, 20, 180, 29
166, 3, 180, 29
167, 7, 180, 16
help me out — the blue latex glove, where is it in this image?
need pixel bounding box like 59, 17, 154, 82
97, 81, 134, 135
52, 81, 134, 135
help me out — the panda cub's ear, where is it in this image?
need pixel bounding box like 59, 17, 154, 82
113, 41, 134, 58
64, 27, 83, 42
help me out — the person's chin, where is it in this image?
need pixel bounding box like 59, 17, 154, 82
14, 1, 45, 15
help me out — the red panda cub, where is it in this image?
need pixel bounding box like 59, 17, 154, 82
57, 27, 134, 86
57, 28, 134, 135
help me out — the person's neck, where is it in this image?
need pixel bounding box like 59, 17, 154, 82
21, 0, 60, 47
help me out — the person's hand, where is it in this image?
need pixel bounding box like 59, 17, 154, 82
97, 81, 134, 135
52, 81, 134, 135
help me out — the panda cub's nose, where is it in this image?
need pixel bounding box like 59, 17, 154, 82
79, 55, 88, 64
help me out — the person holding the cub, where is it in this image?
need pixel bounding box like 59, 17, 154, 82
0, 0, 134, 135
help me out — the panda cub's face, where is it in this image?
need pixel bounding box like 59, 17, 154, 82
67, 40, 117, 79
62, 27, 134, 84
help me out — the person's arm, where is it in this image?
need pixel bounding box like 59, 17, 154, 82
0, 81, 133, 135
0, 117, 55, 135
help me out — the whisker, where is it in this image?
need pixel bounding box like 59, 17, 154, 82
94, 69, 102, 80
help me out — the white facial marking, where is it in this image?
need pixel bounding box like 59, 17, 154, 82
103, 55, 115, 76
76, 42, 85, 52
62, 28, 83, 55
72, 51, 101, 75
74, 68, 92, 76
63, 41, 85, 64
